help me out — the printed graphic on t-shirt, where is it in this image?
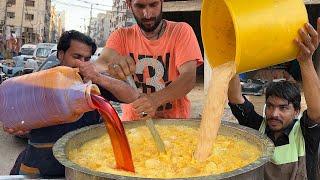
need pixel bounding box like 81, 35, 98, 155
130, 53, 173, 111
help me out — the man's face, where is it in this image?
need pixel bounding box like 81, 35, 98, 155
129, 0, 163, 32
265, 96, 299, 132
58, 40, 92, 67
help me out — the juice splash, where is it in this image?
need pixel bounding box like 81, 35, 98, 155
91, 94, 135, 172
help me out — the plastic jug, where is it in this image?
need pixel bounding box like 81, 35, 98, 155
0, 66, 100, 131
201, 0, 308, 73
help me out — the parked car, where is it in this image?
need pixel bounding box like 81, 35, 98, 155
21, 52, 60, 76
241, 79, 267, 96
23, 58, 39, 74
19, 44, 37, 61
1, 46, 40, 77
1, 57, 25, 77
0, 52, 4, 61
0, 62, 8, 84
36, 51, 60, 72
33, 43, 57, 63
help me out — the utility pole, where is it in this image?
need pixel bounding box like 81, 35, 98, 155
88, 4, 93, 36
80, 18, 86, 33
2, 0, 8, 49
20, 0, 25, 39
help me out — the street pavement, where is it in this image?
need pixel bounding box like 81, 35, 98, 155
0, 122, 27, 175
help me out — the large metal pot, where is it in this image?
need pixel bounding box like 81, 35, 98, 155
53, 119, 274, 180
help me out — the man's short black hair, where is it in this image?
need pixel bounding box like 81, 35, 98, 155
57, 30, 97, 57
265, 81, 301, 110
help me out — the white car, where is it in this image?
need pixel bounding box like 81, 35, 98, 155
33, 43, 57, 62
91, 47, 103, 62
19, 44, 37, 61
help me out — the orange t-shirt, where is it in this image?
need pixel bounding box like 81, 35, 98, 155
106, 20, 203, 121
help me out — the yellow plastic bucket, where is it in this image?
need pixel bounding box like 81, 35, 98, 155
201, 0, 308, 73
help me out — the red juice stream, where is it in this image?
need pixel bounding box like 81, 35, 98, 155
91, 94, 135, 172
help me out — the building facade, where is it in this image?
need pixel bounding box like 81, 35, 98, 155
0, 0, 51, 49
49, 5, 65, 43
109, 0, 136, 33
89, 11, 112, 47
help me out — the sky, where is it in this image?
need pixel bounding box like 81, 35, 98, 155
52, 0, 113, 32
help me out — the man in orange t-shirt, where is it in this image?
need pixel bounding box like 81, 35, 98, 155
96, 0, 203, 121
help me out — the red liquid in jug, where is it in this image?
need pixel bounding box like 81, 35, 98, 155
91, 94, 135, 172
